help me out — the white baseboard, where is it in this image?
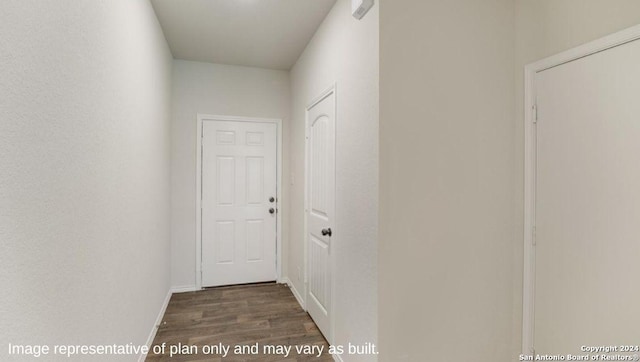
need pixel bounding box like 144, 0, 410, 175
280, 277, 305, 311
171, 285, 198, 293
138, 288, 172, 362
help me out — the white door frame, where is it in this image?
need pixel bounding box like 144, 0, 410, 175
304, 84, 337, 343
196, 114, 283, 290
522, 24, 640, 356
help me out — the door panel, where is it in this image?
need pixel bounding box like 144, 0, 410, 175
215, 221, 235, 264
246, 157, 264, 205
309, 235, 329, 313
534, 38, 640, 355
216, 157, 235, 205
306, 90, 335, 341
246, 220, 264, 262
202, 121, 277, 287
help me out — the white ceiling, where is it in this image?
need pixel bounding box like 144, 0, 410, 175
150, 0, 337, 70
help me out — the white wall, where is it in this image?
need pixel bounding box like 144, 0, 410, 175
0, 0, 172, 360
289, 0, 379, 358
170, 60, 290, 288
379, 1, 515, 361
512, 1, 640, 358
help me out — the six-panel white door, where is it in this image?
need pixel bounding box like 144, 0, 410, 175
306, 89, 336, 340
201, 120, 277, 287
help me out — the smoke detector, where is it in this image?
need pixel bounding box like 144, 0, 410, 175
352, 0, 374, 20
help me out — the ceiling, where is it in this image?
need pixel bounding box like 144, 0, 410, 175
150, 0, 337, 70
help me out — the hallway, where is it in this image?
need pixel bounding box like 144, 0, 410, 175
147, 284, 333, 361
4, 1, 640, 361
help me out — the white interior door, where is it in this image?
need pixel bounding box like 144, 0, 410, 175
306, 89, 336, 340
533, 38, 640, 355
201, 120, 277, 287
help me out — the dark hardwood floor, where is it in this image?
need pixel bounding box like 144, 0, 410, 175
146, 283, 333, 361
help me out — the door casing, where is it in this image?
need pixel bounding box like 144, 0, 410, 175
522, 24, 640, 356
196, 114, 283, 290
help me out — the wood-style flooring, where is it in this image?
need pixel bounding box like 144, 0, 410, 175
146, 283, 333, 361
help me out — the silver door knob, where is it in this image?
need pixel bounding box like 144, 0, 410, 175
269, 208, 275, 214
269, 197, 275, 203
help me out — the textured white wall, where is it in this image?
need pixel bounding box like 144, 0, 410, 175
379, 1, 515, 361
170, 60, 290, 288
289, 0, 379, 358
512, 2, 640, 358
0, 0, 172, 360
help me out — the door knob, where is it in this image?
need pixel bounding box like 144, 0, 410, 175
269, 197, 275, 203
269, 208, 275, 214
321, 228, 332, 237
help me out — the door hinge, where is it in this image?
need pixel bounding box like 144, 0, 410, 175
532, 226, 537, 246
533, 104, 538, 124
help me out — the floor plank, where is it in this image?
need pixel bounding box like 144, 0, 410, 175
146, 283, 333, 362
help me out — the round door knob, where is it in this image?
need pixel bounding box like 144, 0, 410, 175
321, 228, 332, 237
269, 208, 275, 214
269, 197, 275, 203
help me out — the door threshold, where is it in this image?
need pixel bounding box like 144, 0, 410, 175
202, 281, 277, 290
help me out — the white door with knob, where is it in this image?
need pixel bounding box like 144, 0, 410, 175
201, 120, 277, 287
306, 88, 336, 341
